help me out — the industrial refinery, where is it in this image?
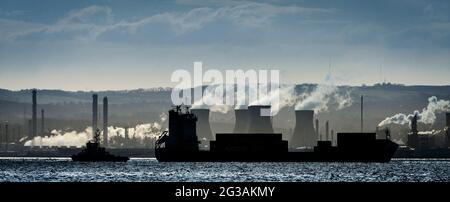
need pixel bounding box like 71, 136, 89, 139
0, 90, 155, 157
1, 87, 450, 159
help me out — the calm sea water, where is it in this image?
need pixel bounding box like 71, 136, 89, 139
0, 158, 449, 182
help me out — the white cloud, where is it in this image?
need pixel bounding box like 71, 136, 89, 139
0, 3, 332, 41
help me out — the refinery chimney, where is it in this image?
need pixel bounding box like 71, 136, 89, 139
4, 122, 8, 151
361, 95, 364, 133
446, 113, 450, 147
103, 96, 108, 147
28, 119, 32, 137
0, 124, 2, 148
446, 112, 450, 128
247, 105, 274, 133
315, 118, 319, 139
125, 126, 129, 139
233, 109, 249, 133
290, 110, 317, 148
325, 121, 329, 141
191, 109, 214, 141
331, 129, 335, 145
92, 94, 98, 135
41, 109, 44, 135
32, 89, 37, 138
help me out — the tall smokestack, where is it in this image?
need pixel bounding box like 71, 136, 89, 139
5, 122, 8, 151
32, 89, 37, 138
247, 105, 274, 133
28, 119, 32, 137
0, 124, 2, 148
325, 121, 329, 141
446, 113, 450, 147
290, 110, 317, 148
92, 94, 98, 135
17, 126, 21, 143
446, 112, 450, 128
191, 109, 214, 141
361, 95, 364, 133
331, 129, 334, 145
125, 126, 129, 139
233, 109, 249, 133
41, 109, 44, 135
315, 118, 319, 139
103, 96, 108, 147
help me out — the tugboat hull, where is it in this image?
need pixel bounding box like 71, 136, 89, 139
71, 142, 129, 162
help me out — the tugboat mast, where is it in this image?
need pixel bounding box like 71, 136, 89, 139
93, 128, 101, 144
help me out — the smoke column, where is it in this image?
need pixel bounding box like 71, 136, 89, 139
295, 74, 353, 113
378, 96, 450, 127
24, 113, 168, 147
192, 83, 297, 114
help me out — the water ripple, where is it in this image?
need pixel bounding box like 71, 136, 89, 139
0, 158, 449, 182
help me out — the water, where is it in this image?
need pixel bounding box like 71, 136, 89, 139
0, 158, 449, 182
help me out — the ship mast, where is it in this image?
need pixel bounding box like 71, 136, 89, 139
93, 128, 100, 144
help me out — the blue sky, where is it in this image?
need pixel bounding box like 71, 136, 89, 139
0, 0, 449, 90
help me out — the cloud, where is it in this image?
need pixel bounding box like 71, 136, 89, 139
175, 0, 248, 7
0, 9, 26, 17
0, 3, 332, 41
0, 18, 47, 41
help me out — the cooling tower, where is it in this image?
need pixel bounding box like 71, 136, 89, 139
92, 94, 98, 135
32, 89, 37, 138
233, 109, 249, 133
103, 96, 108, 147
290, 110, 317, 148
191, 109, 214, 141
247, 105, 274, 133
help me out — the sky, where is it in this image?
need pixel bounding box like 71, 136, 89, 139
0, 0, 449, 91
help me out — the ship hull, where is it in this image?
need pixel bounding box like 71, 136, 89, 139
155, 140, 399, 163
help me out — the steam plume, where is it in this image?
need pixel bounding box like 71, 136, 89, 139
378, 96, 450, 127
295, 74, 353, 113
24, 113, 168, 147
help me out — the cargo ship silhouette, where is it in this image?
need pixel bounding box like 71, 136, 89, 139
155, 105, 399, 162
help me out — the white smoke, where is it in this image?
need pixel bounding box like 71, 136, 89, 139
191, 83, 298, 113
418, 129, 442, 135
295, 74, 353, 113
24, 113, 168, 147
378, 96, 450, 127
249, 84, 297, 113
191, 84, 233, 113
24, 127, 92, 148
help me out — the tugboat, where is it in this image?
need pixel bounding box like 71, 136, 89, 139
72, 129, 129, 162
